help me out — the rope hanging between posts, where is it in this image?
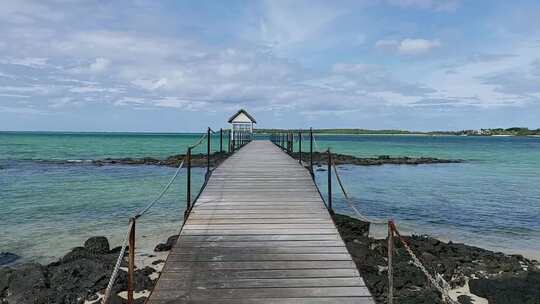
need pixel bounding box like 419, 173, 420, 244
135, 159, 184, 218
101, 131, 210, 304
102, 220, 132, 303
389, 221, 459, 304
331, 160, 387, 225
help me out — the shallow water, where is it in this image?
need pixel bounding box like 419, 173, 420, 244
1, 132, 539, 263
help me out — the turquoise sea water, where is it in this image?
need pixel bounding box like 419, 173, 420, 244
1, 132, 540, 263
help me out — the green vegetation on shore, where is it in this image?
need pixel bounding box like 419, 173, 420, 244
255, 127, 540, 136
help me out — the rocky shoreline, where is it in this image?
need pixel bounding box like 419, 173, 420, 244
93, 151, 230, 168
2, 214, 537, 304
290, 151, 463, 166
333, 214, 540, 304
84, 151, 461, 168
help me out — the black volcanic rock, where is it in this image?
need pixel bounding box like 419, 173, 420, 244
84, 236, 110, 254
0, 236, 145, 304
154, 235, 178, 252
332, 213, 539, 304
469, 271, 540, 304
291, 151, 462, 166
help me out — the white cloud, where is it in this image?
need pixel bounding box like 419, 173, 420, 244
386, 0, 459, 12
0, 57, 48, 68
398, 38, 441, 54
375, 38, 441, 55
257, 0, 344, 54
89, 58, 110, 73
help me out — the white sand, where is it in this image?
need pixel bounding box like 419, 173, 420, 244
449, 279, 488, 304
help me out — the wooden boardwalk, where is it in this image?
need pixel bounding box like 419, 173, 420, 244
147, 140, 374, 304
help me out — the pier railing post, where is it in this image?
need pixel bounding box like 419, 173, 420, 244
298, 130, 302, 164
220, 128, 223, 154
388, 220, 394, 304
206, 127, 210, 179
185, 147, 192, 219
290, 131, 293, 153
228, 129, 232, 153
127, 217, 135, 304
327, 148, 333, 212
310, 127, 314, 179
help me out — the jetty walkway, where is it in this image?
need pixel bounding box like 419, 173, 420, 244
146, 140, 374, 303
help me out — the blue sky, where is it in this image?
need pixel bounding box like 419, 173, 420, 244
1, 0, 540, 132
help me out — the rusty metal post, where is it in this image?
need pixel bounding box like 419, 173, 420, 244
185, 147, 191, 219
388, 220, 394, 304
127, 218, 135, 304
290, 132, 293, 153
310, 127, 314, 179
298, 130, 302, 164
327, 149, 333, 212
220, 128, 223, 153
206, 127, 210, 178
228, 129, 231, 153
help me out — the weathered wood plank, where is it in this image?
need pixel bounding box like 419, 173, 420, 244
157, 268, 361, 280
171, 246, 349, 254
167, 253, 353, 262
162, 260, 358, 271
150, 286, 372, 299
176, 240, 345, 247
148, 298, 374, 304
156, 277, 365, 289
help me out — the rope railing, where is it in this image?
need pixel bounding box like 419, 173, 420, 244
270, 128, 458, 304
101, 128, 246, 304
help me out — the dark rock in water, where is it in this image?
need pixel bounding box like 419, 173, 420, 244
469, 271, 540, 304
154, 235, 179, 252
457, 295, 474, 304
153, 243, 169, 252
291, 151, 462, 166
0, 252, 20, 266
151, 259, 165, 265
84, 236, 110, 254
93, 151, 231, 168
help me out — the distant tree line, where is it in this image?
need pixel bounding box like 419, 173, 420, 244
254, 127, 540, 136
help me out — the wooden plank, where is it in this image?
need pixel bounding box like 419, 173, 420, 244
178, 235, 341, 242
156, 277, 365, 289
157, 268, 361, 280
148, 298, 374, 304
163, 261, 358, 271
176, 241, 345, 248
180, 229, 338, 235
187, 219, 330, 224
188, 214, 331, 219
172, 246, 349, 254
150, 286, 372, 299
167, 253, 353, 262
183, 224, 335, 230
